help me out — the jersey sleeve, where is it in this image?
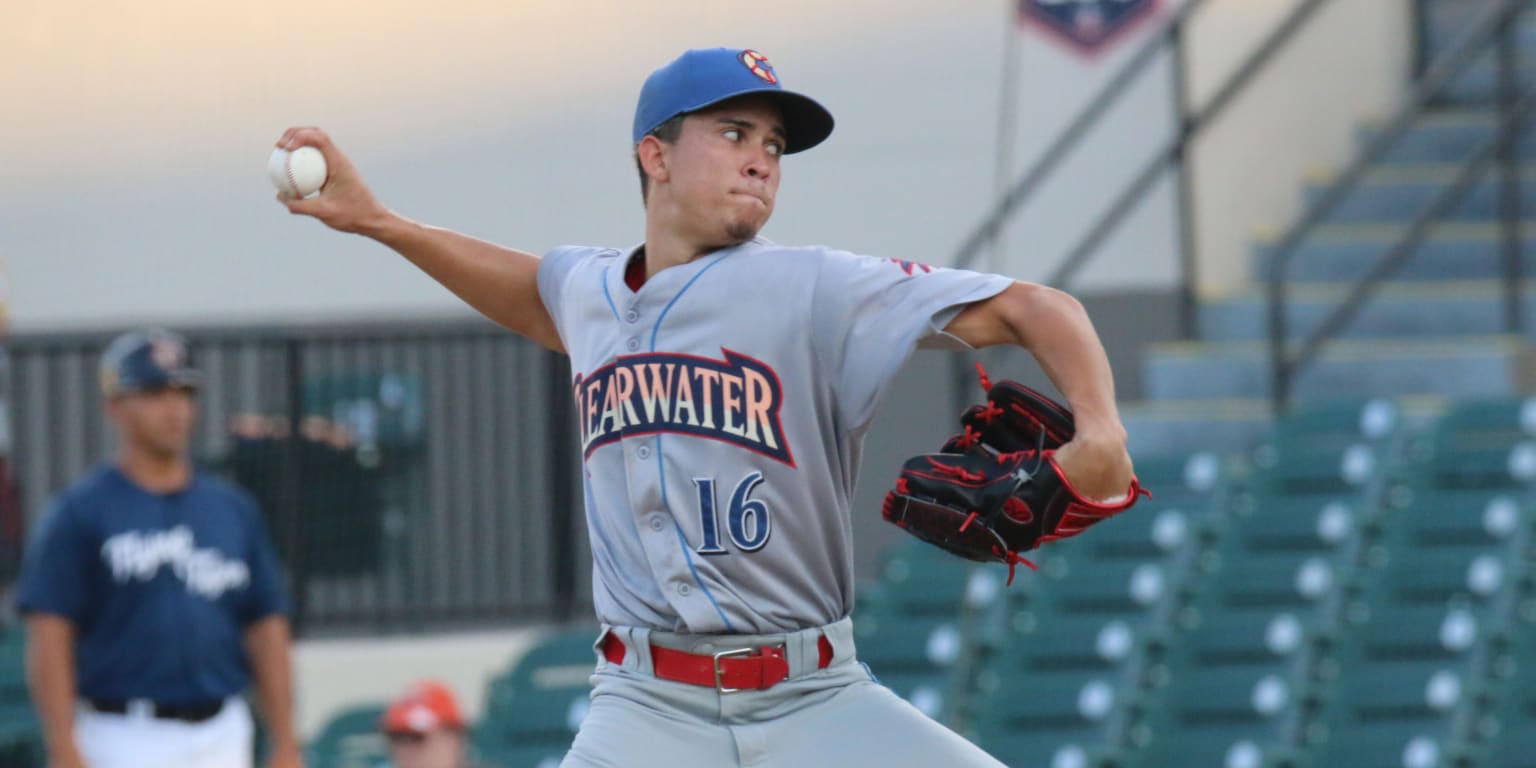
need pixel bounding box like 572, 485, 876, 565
15, 498, 93, 622
238, 494, 292, 625
536, 246, 589, 347
811, 250, 1013, 433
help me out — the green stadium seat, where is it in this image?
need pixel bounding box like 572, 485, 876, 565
1222, 492, 1366, 555
1470, 588, 1536, 768
999, 613, 1146, 675
474, 627, 598, 761
854, 616, 965, 719
1128, 663, 1307, 768
1301, 598, 1489, 768
863, 539, 1005, 619
1125, 600, 1317, 766
0, 626, 42, 768
1167, 609, 1314, 671
967, 665, 1137, 768
1193, 550, 1345, 617
1362, 545, 1516, 615
965, 577, 1162, 764
1404, 397, 1536, 489
473, 743, 567, 768
1248, 439, 1386, 497
1127, 450, 1227, 505
1272, 398, 1404, 451
1028, 557, 1174, 618
1375, 486, 1528, 553
1056, 497, 1206, 564
305, 703, 388, 768
1305, 658, 1480, 768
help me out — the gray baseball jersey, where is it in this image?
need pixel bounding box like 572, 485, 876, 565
537, 238, 1013, 635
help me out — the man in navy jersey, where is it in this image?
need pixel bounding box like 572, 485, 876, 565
16, 329, 301, 768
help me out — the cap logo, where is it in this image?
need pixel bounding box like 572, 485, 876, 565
405, 705, 439, 732
151, 338, 184, 369
739, 50, 778, 84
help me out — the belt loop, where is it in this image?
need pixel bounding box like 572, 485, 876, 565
821, 616, 856, 666
788, 627, 820, 677
610, 626, 654, 675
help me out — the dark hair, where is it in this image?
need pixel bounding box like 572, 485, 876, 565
635, 114, 687, 204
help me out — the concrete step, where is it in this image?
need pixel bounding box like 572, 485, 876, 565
1121, 399, 1273, 455
1306, 165, 1536, 224
1431, 52, 1536, 106
1198, 280, 1534, 341
1142, 336, 1532, 401
1363, 111, 1536, 164
1251, 221, 1536, 283
1422, 9, 1536, 63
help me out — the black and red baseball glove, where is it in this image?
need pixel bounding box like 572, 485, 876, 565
882, 365, 1147, 584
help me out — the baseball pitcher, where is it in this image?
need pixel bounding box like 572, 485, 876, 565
274, 47, 1139, 767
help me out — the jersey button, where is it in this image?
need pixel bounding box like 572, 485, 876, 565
637, 445, 651, 460
624, 310, 640, 323
648, 515, 666, 532
675, 582, 692, 597
626, 337, 641, 351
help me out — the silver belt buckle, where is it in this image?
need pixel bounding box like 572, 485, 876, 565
712, 647, 757, 693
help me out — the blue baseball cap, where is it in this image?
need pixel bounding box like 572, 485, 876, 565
633, 48, 834, 154
100, 329, 201, 397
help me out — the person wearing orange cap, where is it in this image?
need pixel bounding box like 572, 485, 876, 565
380, 681, 476, 768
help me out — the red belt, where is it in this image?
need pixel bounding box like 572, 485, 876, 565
602, 632, 834, 692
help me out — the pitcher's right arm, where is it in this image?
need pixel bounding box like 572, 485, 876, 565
273, 127, 562, 353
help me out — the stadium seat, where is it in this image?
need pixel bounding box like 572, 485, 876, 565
1476, 599, 1536, 768
861, 538, 1004, 620
1133, 449, 1226, 489
1375, 485, 1528, 554
473, 627, 598, 763
1222, 492, 1368, 555
0, 626, 41, 768
1248, 438, 1387, 497
1303, 615, 1485, 768
1193, 550, 1348, 617
967, 662, 1137, 768
854, 616, 966, 719
1361, 544, 1517, 618
1126, 598, 1318, 766
1404, 397, 1536, 489
475, 744, 568, 768
304, 703, 389, 768
1270, 397, 1405, 452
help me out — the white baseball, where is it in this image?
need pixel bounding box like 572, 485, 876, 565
268, 146, 328, 199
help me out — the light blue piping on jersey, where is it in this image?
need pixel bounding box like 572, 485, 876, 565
600, 266, 622, 323
652, 252, 736, 632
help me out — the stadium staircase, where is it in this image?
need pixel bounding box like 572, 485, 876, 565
851, 2, 1536, 767
1125, 0, 1536, 455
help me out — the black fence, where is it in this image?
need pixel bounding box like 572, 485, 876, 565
1, 321, 587, 634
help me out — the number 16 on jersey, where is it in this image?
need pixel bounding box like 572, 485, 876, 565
692, 473, 771, 554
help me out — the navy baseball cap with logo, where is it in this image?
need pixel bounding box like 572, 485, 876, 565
633, 47, 835, 154
99, 329, 201, 397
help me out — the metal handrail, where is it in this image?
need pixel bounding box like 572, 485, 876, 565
1046, 0, 1333, 295
953, 0, 1338, 321
1286, 89, 1536, 388
951, 0, 1365, 416
1265, 0, 1530, 410
951, 0, 1214, 274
